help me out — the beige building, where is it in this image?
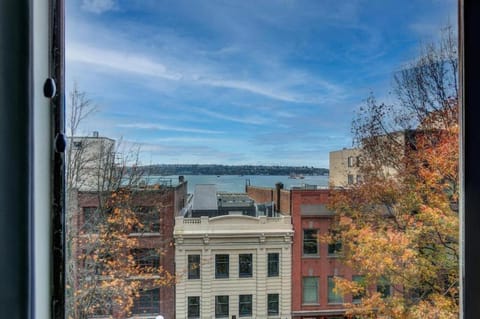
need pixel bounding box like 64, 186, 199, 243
67, 132, 116, 191
174, 214, 293, 319
329, 148, 362, 187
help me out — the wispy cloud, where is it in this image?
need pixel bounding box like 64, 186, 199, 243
117, 123, 224, 134
68, 44, 182, 80
191, 107, 268, 125
68, 40, 343, 103
81, 0, 116, 14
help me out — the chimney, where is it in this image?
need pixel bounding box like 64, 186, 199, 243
92, 131, 99, 138
275, 182, 284, 213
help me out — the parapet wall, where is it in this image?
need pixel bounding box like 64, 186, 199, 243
246, 185, 291, 215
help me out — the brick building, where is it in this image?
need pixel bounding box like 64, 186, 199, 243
247, 185, 357, 319
69, 180, 188, 319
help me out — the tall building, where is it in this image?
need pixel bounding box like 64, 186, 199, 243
174, 185, 293, 318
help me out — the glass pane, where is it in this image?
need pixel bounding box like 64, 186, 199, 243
302, 277, 319, 304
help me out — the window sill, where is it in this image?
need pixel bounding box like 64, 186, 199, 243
327, 302, 344, 305
327, 254, 342, 258
302, 302, 320, 306
302, 255, 320, 258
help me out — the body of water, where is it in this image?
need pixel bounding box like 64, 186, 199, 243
147, 175, 329, 193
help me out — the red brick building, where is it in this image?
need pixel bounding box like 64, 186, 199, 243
247, 185, 355, 319
69, 180, 187, 319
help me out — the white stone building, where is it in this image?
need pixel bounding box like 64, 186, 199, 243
174, 214, 293, 319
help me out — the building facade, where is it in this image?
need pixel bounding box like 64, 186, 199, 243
289, 188, 351, 319
174, 208, 293, 318
247, 185, 361, 319
69, 180, 188, 319
328, 148, 362, 188
67, 133, 116, 191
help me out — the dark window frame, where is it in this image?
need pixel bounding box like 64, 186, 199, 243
267, 293, 279, 316
267, 253, 279, 277
188, 254, 201, 279
132, 288, 160, 315
215, 254, 229, 279
187, 296, 200, 318
303, 229, 319, 256
327, 241, 342, 256
215, 295, 229, 318
132, 248, 160, 269
239, 254, 253, 278
239, 294, 253, 317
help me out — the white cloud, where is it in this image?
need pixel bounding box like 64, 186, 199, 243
117, 123, 224, 134
81, 0, 116, 14
67, 44, 182, 80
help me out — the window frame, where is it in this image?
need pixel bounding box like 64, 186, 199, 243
215, 254, 229, 279
215, 295, 229, 318
327, 276, 344, 304
267, 252, 279, 277
239, 294, 253, 317
239, 253, 253, 278
187, 296, 200, 319
302, 276, 319, 304
267, 293, 279, 316
12, 2, 474, 319
132, 248, 160, 269
352, 275, 366, 303
188, 254, 201, 279
132, 288, 160, 315
303, 229, 319, 256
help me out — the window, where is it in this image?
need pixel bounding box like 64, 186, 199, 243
352, 275, 366, 303
215, 254, 229, 278
377, 277, 391, 298
328, 242, 342, 256
303, 229, 318, 255
356, 174, 363, 184
239, 294, 252, 317
132, 288, 160, 315
357, 155, 363, 166
347, 174, 354, 185
267, 294, 279, 316
215, 295, 229, 318
188, 255, 201, 279
188, 296, 200, 318
302, 277, 319, 304
132, 248, 160, 268
239, 254, 253, 277
82, 207, 99, 233
348, 156, 355, 167
328, 276, 344, 304
267, 253, 279, 277
132, 206, 160, 233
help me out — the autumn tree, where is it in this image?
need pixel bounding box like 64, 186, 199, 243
65, 84, 174, 319
327, 26, 459, 319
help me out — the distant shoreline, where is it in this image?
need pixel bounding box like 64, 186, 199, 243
135, 164, 329, 177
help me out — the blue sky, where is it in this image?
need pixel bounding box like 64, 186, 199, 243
66, 0, 456, 168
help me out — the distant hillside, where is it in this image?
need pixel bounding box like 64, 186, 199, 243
138, 164, 328, 176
